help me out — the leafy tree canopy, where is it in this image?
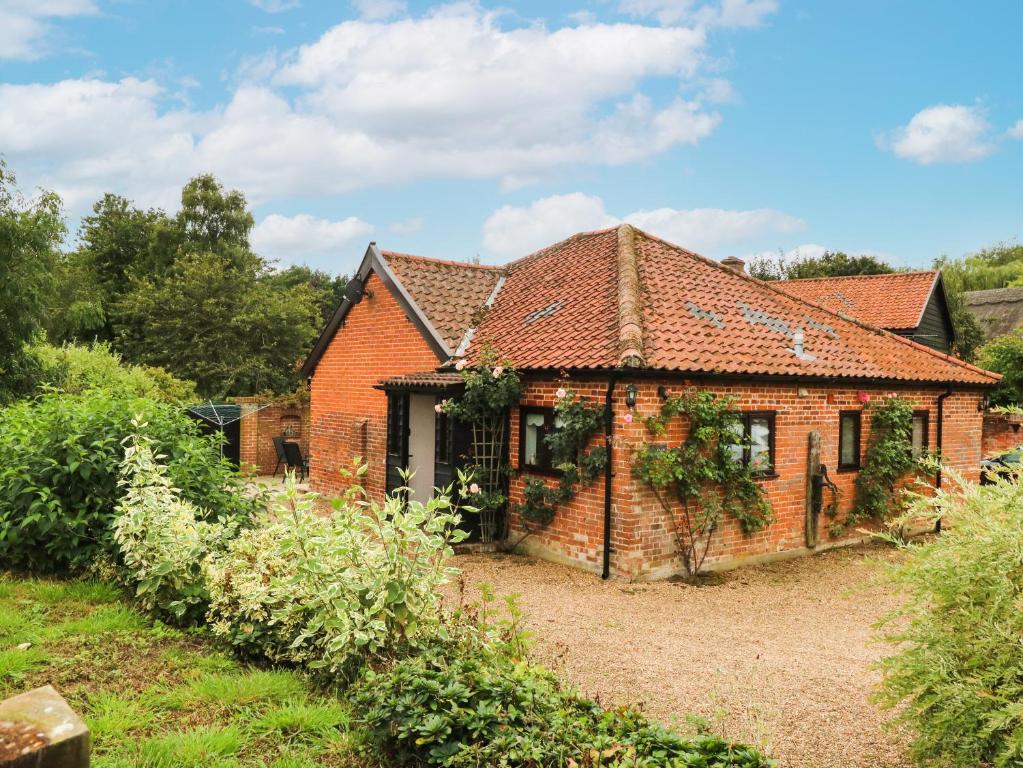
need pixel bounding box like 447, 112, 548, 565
749, 250, 896, 281
977, 330, 1023, 406
0, 162, 65, 403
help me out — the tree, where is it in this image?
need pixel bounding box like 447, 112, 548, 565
113, 177, 322, 398
0, 162, 65, 402
749, 249, 896, 281
977, 330, 1023, 406
268, 265, 348, 325
933, 258, 986, 362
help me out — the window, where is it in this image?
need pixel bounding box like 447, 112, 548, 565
435, 406, 450, 464
838, 411, 862, 470
520, 406, 564, 473
911, 411, 929, 457
728, 412, 776, 474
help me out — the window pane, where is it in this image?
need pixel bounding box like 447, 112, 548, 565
911, 414, 926, 456
749, 417, 772, 471
725, 420, 745, 464
840, 414, 857, 466
524, 412, 545, 466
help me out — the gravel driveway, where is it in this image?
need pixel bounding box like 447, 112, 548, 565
446, 544, 911, 768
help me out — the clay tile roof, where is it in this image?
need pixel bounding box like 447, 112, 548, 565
374, 371, 464, 390
466, 227, 998, 386
775, 271, 940, 331
965, 286, 1023, 339
381, 251, 502, 352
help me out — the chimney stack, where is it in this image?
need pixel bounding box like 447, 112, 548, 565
721, 256, 746, 273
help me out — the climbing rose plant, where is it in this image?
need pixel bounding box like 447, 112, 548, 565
632, 389, 772, 577
516, 386, 606, 532
441, 348, 521, 542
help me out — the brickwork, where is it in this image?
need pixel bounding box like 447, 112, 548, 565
308, 272, 442, 498
236, 397, 310, 476
509, 377, 987, 580
981, 412, 1023, 457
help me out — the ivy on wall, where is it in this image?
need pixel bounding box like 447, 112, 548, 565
632, 389, 772, 578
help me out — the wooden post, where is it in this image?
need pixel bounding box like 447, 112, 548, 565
806, 430, 821, 549
0, 685, 89, 767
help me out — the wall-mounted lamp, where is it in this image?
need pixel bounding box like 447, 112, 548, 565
625, 383, 638, 409
657, 385, 669, 401
978, 394, 990, 412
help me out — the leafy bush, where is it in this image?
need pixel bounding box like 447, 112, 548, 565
113, 432, 240, 624
878, 472, 1023, 766
28, 341, 197, 403
204, 473, 467, 678
0, 390, 258, 572
353, 598, 773, 768
978, 329, 1023, 406
849, 395, 918, 530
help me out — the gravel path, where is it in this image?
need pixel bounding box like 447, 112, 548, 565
446, 544, 912, 768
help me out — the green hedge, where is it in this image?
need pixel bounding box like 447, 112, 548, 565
0, 390, 257, 572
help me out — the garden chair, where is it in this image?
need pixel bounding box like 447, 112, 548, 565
272, 436, 288, 477
283, 440, 309, 481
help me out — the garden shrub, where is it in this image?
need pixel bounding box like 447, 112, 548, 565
28, 341, 197, 403
113, 432, 240, 624
353, 597, 774, 768
204, 473, 467, 678
0, 390, 258, 572
878, 471, 1023, 767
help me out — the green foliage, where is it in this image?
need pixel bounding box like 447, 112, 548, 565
847, 396, 918, 531
0, 391, 258, 572
113, 433, 241, 624
933, 256, 987, 361
516, 387, 606, 529
632, 389, 772, 577
204, 473, 467, 679
352, 595, 774, 768
28, 341, 197, 403
878, 471, 1023, 767
0, 162, 65, 403
267, 265, 349, 325
749, 249, 895, 281
978, 329, 1023, 406
442, 350, 523, 541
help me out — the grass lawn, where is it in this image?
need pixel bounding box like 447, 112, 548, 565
0, 574, 358, 767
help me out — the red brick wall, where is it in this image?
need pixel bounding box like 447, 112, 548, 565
508, 378, 987, 579
981, 412, 1023, 457
308, 271, 442, 497
237, 397, 310, 476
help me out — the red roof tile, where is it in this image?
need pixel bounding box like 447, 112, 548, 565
465, 225, 997, 386
382, 251, 502, 352
775, 271, 939, 331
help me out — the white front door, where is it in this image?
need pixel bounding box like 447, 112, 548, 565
407, 394, 436, 503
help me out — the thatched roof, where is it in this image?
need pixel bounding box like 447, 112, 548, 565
965, 287, 1023, 339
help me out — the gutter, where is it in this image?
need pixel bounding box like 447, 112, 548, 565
934, 386, 953, 533
602, 375, 618, 580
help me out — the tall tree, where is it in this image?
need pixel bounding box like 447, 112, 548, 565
0, 162, 65, 402
268, 265, 349, 325
749, 250, 896, 281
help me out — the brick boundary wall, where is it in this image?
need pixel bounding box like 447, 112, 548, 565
236, 397, 310, 476
981, 411, 1023, 458
507, 378, 987, 580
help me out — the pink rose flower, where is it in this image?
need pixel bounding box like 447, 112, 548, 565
455, 359, 466, 371
492, 365, 504, 378
469, 482, 481, 495
623, 412, 634, 423
555, 387, 568, 399
434, 403, 443, 413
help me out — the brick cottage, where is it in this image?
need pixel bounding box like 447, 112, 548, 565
301, 225, 999, 580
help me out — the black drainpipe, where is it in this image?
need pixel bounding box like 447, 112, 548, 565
602, 376, 618, 580
934, 386, 953, 533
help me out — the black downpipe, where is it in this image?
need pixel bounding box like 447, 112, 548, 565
934, 387, 953, 533
602, 376, 618, 580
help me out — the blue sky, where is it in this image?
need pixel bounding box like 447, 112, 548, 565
1, 0, 1021, 276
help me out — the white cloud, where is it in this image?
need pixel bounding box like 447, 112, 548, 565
248, 0, 300, 13
251, 213, 373, 264
0, 0, 96, 60
482, 193, 616, 258
351, 0, 407, 21
1008, 119, 1023, 140
390, 216, 424, 235
881, 104, 996, 165
481, 193, 804, 259
0, 4, 734, 215
619, 0, 777, 28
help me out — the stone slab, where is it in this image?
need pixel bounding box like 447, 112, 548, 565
0, 686, 89, 768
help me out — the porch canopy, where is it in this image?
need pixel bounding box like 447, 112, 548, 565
373, 370, 464, 393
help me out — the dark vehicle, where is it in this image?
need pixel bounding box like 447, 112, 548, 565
981, 448, 1023, 485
